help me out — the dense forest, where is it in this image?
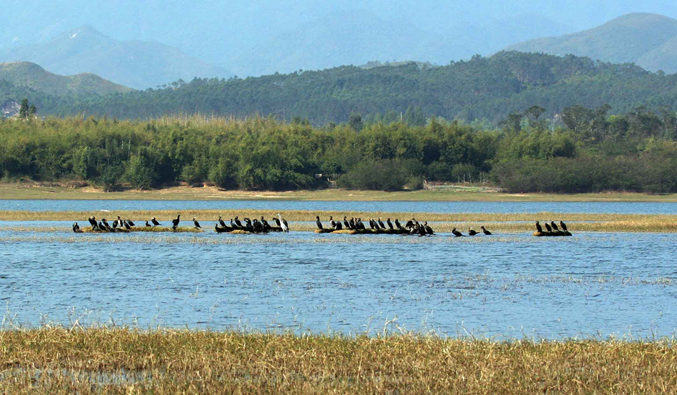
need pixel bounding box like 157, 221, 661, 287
6, 52, 677, 125
1, 104, 675, 193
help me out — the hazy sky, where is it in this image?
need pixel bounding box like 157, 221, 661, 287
2, 0, 677, 66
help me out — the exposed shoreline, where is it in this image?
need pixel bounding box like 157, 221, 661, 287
2, 183, 677, 202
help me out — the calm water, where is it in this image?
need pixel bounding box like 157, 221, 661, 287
1, 225, 675, 339
1, 199, 677, 214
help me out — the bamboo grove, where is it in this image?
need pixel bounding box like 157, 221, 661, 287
1, 109, 676, 193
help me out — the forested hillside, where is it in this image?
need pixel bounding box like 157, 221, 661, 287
16, 52, 677, 125
0, 61, 132, 96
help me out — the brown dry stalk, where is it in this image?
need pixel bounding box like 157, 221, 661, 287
0, 328, 675, 393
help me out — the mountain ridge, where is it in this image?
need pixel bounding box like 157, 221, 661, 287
0, 25, 232, 89
506, 12, 677, 73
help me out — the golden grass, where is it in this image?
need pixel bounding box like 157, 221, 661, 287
2, 210, 676, 233
0, 327, 675, 393
2, 182, 677, 202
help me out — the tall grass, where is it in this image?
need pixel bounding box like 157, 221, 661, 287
0, 327, 675, 393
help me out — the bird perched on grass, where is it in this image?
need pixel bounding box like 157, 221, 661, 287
316, 216, 323, 230
551, 221, 559, 231
172, 214, 181, 230
193, 217, 201, 229
151, 217, 161, 227
145, 221, 151, 227
545, 222, 552, 232
126, 219, 135, 227
535, 221, 543, 233
218, 216, 227, 228
72, 223, 82, 233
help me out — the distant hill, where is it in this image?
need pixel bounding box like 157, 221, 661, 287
0, 61, 132, 96
506, 13, 677, 73
229, 11, 472, 76
0, 26, 232, 89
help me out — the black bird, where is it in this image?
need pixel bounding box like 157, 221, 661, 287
424, 221, 434, 235
272, 217, 281, 228
452, 228, 463, 237
418, 223, 427, 236
123, 220, 132, 230
151, 217, 161, 227
126, 219, 135, 227
315, 216, 323, 230
98, 221, 107, 231
231, 218, 237, 228
343, 216, 350, 229
545, 222, 552, 233
386, 218, 394, 230
481, 226, 492, 235
329, 216, 336, 229
281, 216, 289, 231
88, 216, 97, 228
369, 219, 377, 230
560, 221, 568, 232
405, 219, 414, 229
261, 216, 271, 231
335, 221, 343, 230
356, 218, 365, 230
117, 216, 124, 228
395, 219, 402, 229
253, 219, 263, 232
172, 214, 181, 230
192, 217, 201, 229
234, 216, 243, 228
112, 219, 118, 229
219, 216, 227, 228
349, 218, 356, 230
102, 218, 110, 228
72, 222, 82, 233
378, 217, 386, 229
145, 221, 151, 227
550, 221, 559, 231
244, 218, 254, 231
535, 221, 543, 233
468, 229, 477, 236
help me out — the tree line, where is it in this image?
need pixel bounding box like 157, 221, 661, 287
1, 104, 675, 193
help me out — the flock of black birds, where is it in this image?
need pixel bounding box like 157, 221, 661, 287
73, 215, 203, 233
72, 215, 568, 236
72, 214, 291, 234
535, 220, 570, 234
215, 214, 289, 233
314, 216, 493, 237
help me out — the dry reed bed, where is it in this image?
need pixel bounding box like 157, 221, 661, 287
0, 327, 675, 393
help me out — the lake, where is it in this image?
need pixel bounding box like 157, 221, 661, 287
1, 214, 676, 339
2, 199, 677, 214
